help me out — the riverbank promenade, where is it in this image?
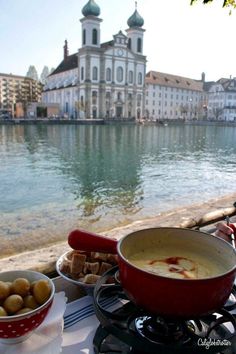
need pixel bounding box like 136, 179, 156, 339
1, 117, 236, 126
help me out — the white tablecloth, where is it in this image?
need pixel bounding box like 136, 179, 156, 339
0, 292, 67, 354
61, 295, 119, 354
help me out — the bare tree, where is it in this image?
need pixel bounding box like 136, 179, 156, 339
212, 108, 224, 120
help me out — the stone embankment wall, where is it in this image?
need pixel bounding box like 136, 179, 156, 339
0, 194, 235, 275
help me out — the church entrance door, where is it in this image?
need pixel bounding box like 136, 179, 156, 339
116, 106, 123, 118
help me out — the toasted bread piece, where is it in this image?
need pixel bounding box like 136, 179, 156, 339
87, 261, 100, 274
99, 262, 113, 275
70, 253, 87, 274
91, 252, 108, 262
84, 274, 101, 284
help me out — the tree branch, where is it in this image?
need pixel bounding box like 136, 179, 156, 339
191, 0, 236, 8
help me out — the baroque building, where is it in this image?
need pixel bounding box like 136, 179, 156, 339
42, 0, 146, 120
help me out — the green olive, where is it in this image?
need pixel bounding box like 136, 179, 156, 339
0, 281, 11, 301
12, 278, 30, 297
0, 306, 7, 316
3, 294, 23, 314
16, 307, 33, 315
24, 295, 38, 309
33, 280, 51, 305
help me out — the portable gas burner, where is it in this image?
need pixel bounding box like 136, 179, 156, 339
93, 266, 236, 354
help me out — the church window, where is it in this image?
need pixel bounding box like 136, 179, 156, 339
138, 72, 142, 85
117, 66, 123, 83
137, 94, 141, 106
83, 29, 86, 45
106, 68, 111, 81
92, 66, 98, 80
128, 70, 133, 84
81, 67, 84, 81
92, 107, 97, 118
128, 38, 131, 50
92, 29, 98, 45
137, 38, 142, 53
92, 91, 97, 104
106, 91, 111, 99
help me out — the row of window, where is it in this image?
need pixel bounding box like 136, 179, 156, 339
150, 110, 196, 116
80, 91, 142, 104
147, 92, 199, 101
147, 85, 199, 95
148, 102, 197, 109
80, 66, 143, 84
146, 100, 198, 107
210, 94, 236, 100
209, 102, 236, 108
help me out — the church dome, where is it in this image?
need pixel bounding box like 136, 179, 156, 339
82, 0, 100, 17
127, 9, 144, 28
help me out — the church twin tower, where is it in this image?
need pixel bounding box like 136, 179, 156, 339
81, 0, 145, 55
77, 0, 146, 120
44, 0, 146, 120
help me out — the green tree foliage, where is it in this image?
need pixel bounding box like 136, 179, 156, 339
191, 0, 236, 9
191, 0, 236, 14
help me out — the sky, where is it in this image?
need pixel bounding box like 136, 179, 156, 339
0, 0, 236, 82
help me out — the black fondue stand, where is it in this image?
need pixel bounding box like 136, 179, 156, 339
92, 266, 236, 354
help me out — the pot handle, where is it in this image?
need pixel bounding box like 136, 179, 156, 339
68, 229, 118, 254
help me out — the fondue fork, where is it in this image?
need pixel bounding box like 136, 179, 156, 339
226, 216, 235, 249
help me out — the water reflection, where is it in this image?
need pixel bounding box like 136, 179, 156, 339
0, 124, 236, 244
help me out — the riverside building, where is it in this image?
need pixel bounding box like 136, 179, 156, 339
42, 0, 147, 120
145, 71, 204, 121
0, 73, 42, 117
207, 77, 236, 121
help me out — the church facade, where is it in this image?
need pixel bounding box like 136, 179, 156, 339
42, 0, 146, 120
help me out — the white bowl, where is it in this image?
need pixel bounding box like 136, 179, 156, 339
56, 250, 117, 295
0, 270, 55, 344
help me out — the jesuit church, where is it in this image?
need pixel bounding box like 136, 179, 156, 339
42, 0, 146, 120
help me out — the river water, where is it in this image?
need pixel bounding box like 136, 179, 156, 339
0, 123, 236, 247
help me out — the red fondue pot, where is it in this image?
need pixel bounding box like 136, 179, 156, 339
68, 227, 236, 318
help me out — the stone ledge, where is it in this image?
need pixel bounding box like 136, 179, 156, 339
1, 194, 235, 274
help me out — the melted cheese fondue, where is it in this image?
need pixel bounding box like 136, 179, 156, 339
128, 249, 226, 279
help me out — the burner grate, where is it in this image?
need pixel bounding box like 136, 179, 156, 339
93, 266, 236, 354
